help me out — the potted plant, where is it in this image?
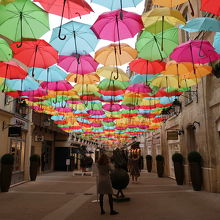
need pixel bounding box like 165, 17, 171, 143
172, 153, 184, 185
156, 155, 164, 177
146, 155, 152, 172
188, 151, 203, 191
0, 154, 14, 192
30, 154, 40, 181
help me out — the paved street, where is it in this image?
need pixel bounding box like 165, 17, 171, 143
0, 171, 220, 220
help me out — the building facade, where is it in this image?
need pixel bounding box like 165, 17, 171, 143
142, 0, 220, 192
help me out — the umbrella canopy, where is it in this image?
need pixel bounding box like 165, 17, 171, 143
66, 73, 100, 84
11, 39, 58, 68
98, 79, 129, 91
21, 88, 47, 97
0, 0, 15, 5
0, 38, 12, 61
129, 58, 166, 74
29, 65, 67, 82
34, 0, 93, 19
162, 62, 212, 79
170, 40, 220, 64
40, 81, 73, 91
129, 74, 158, 84
152, 0, 188, 7
50, 21, 98, 55
200, 0, 220, 16
180, 17, 220, 33
74, 84, 99, 93
136, 28, 179, 60
58, 54, 99, 74
95, 43, 137, 66
213, 32, 220, 54
5, 76, 40, 91
127, 83, 152, 93
96, 66, 129, 81
0, 0, 49, 44
91, 0, 143, 10
91, 10, 143, 42
0, 61, 27, 79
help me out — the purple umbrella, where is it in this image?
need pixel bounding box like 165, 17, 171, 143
58, 54, 99, 74
91, 9, 143, 53
170, 40, 220, 64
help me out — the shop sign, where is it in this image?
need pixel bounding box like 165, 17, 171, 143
8, 126, 22, 137
167, 131, 178, 140
10, 118, 28, 130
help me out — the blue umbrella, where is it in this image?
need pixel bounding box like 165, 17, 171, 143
213, 32, 220, 54
6, 76, 39, 91
179, 17, 220, 32
29, 65, 67, 82
101, 95, 124, 101
50, 21, 99, 56
91, 0, 143, 10
159, 96, 176, 104
130, 74, 158, 84
51, 115, 65, 121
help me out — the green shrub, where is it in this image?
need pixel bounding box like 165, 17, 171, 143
30, 154, 40, 163
172, 153, 184, 163
156, 155, 164, 161
146, 155, 152, 160
188, 151, 202, 163
1, 154, 14, 165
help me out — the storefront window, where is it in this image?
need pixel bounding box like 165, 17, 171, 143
10, 139, 25, 172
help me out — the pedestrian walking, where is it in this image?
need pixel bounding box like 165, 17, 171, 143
130, 153, 140, 183
97, 153, 118, 215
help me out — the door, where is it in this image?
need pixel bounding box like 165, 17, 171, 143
168, 143, 180, 178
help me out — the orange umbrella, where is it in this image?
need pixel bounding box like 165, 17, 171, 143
66, 73, 100, 84
95, 43, 137, 66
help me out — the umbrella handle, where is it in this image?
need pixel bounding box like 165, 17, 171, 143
17, 12, 23, 48
188, 0, 194, 17
16, 41, 23, 48
113, 67, 119, 80
198, 39, 205, 57
58, 27, 66, 40
58, 0, 67, 40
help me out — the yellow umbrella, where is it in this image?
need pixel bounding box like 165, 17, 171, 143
0, 0, 15, 5
152, 0, 188, 8
142, 8, 186, 28
96, 66, 130, 81
69, 103, 86, 110
73, 84, 99, 93
162, 62, 212, 79
66, 73, 100, 84
95, 43, 137, 66
140, 98, 160, 106
180, 78, 200, 88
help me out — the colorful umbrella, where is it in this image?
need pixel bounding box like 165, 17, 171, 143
213, 32, 220, 54
152, 0, 188, 7
127, 83, 152, 93
29, 65, 67, 82
58, 54, 99, 74
200, 0, 220, 16
91, 10, 143, 52
96, 66, 129, 81
170, 40, 220, 64
129, 74, 158, 84
0, 61, 27, 79
0, 0, 15, 5
95, 43, 137, 66
5, 76, 40, 91
50, 21, 98, 54
0, 38, 12, 61
11, 40, 58, 71
21, 88, 47, 97
136, 28, 179, 60
98, 79, 129, 91
0, 0, 49, 45
40, 81, 73, 91
74, 84, 99, 94
66, 73, 100, 84
91, 0, 143, 10
129, 58, 166, 74
180, 17, 220, 33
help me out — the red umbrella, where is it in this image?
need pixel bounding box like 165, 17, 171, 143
6, 91, 22, 98
201, 0, 220, 16
0, 61, 27, 79
129, 58, 166, 75
11, 39, 58, 75
34, 0, 93, 39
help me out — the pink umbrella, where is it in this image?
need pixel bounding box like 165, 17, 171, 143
87, 109, 105, 115
21, 88, 48, 97
103, 118, 116, 122
58, 54, 99, 74
56, 107, 72, 113
127, 83, 152, 93
170, 40, 220, 64
103, 104, 122, 112
90, 123, 102, 127
91, 10, 143, 53
27, 98, 44, 102
40, 80, 73, 91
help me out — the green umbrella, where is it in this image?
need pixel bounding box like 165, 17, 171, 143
145, 20, 174, 34
98, 79, 129, 91
0, 0, 49, 46
136, 27, 179, 61
0, 38, 12, 61
86, 102, 102, 110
